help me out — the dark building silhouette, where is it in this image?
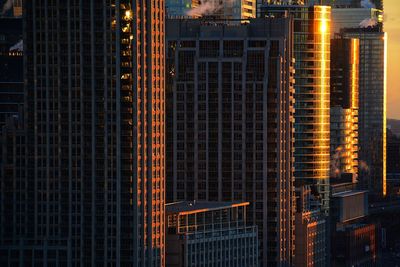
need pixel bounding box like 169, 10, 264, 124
166, 18, 295, 267
0, 17, 23, 133
387, 129, 400, 197
0, 1, 166, 266
330, 181, 379, 266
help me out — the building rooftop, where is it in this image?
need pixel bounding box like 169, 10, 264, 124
166, 201, 249, 216
332, 190, 368, 198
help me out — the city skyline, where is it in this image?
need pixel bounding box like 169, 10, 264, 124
1, 0, 400, 266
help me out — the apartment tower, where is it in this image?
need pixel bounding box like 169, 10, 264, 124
0, 1, 165, 266
166, 18, 295, 266
261, 4, 332, 212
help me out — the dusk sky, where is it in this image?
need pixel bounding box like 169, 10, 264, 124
385, 0, 400, 119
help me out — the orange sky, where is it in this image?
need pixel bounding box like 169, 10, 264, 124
384, 0, 400, 119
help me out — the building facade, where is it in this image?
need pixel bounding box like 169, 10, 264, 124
261, 4, 332, 212
166, 201, 258, 267
0, 1, 165, 266
330, 181, 378, 266
330, 37, 359, 182
0, 17, 23, 134
294, 186, 328, 267
166, 0, 256, 19
166, 18, 295, 266
342, 28, 387, 198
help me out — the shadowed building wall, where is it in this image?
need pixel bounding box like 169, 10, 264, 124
0, 1, 165, 266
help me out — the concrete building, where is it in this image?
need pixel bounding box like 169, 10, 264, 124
166, 201, 258, 267
166, 18, 295, 266
342, 27, 387, 199
260, 4, 331, 213
330, 37, 359, 182
0, 1, 166, 266
166, 0, 256, 19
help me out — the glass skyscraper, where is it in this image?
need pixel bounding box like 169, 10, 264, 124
166, 18, 295, 267
342, 28, 387, 198
261, 4, 332, 212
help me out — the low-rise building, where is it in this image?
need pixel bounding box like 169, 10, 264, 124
166, 201, 258, 267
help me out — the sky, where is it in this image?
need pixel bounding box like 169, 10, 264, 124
384, 0, 400, 119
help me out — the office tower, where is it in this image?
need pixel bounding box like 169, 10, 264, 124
294, 186, 327, 267
0, 1, 165, 266
166, 18, 295, 266
0, 17, 23, 133
342, 28, 387, 199
166, 0, 256, 19
331, 7, 383, 37
330, 38, 359, 182
261, 4, 332, 212
165, 201, 259, 267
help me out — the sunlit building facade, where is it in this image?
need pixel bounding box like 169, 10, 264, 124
342, 28, 387, 198
166, 0, 256, 19
261, 4, 332, 212
330, 37, 359, 182
0, 1, 165, 266
166, 18, 295, 267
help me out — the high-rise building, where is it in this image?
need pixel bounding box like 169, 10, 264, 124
0, 1, 165, 266
260, 4, 332, 212
342, 27, 387, 199
166, 0, 256, 19
166, 18, 295, 266
0, 17, 23, 133
165, 201, 259, 267
330, 37, 359, 182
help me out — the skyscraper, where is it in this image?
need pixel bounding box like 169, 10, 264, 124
0, 1, 165, 266
330, 37, 359, 182
166, 18, 295, 266
261, 4, 332, 212
342, 27, 387, 199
